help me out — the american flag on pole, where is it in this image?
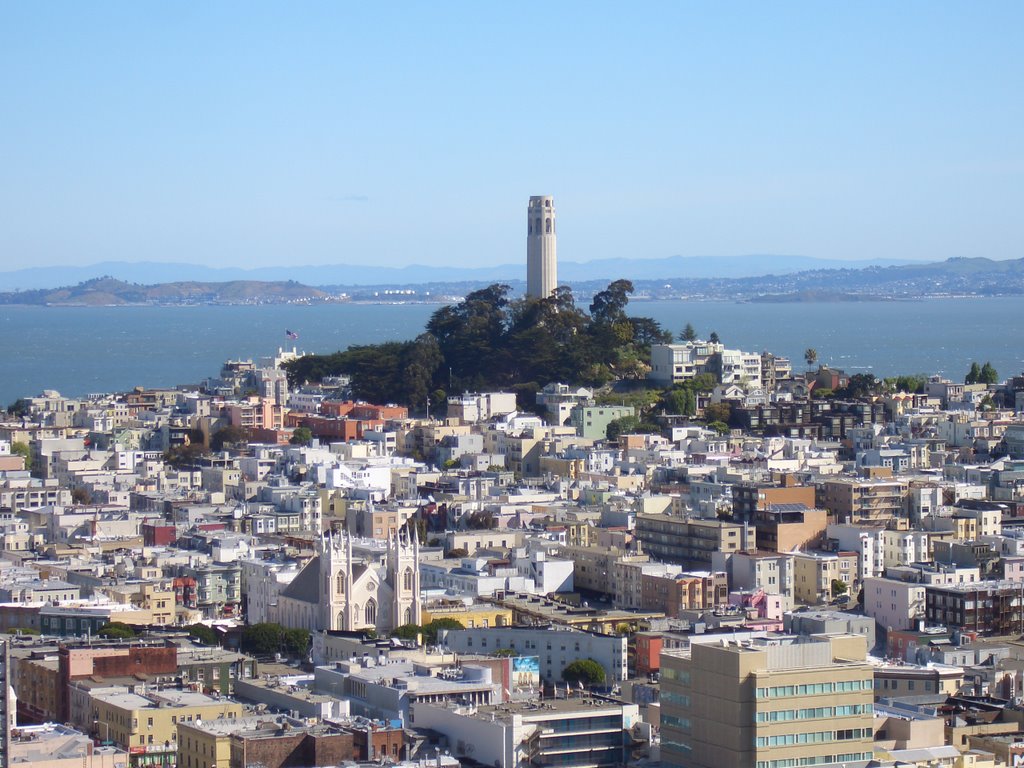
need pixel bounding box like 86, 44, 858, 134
285, 329, 299, 340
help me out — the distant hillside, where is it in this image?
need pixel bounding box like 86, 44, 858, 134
0, 276, 330, 306
0, 254, 911, 291
1, 256, 1022, 305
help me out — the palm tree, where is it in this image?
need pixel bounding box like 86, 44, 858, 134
804, 348, 818, 368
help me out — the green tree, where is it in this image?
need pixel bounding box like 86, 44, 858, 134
804, 348, 818, 368
707, 420, 730, 435
463, 510, 496, 530
163, 442, 208, 468
690, 373, 718, 392
98, 622, 137, 639
423, 618, 465, 645
562, 658, 606, 686
709, 331, 720, 344
210, 425, 252, 451
289, 426, 313, 446
703, 402, 732, 425
680, 323, 698, 342
391, 624, 422, 642
966, 362, 981, 384
187, 624, 219, 645
659, 386, 696, 417
240, 622, 286, 656
283, 628, 311, 658
7, 399, 31, 419
589, 279, 634, 326
71, 487, 93, 504
836, 373, 880, 399
606, 416, 638, 441
884, 374, 926, 394
427, 284, 513, 390
979, 362, 998, 385
831, 579, 848, 597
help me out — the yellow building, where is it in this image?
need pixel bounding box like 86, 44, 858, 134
176, 719, 232, 768
97, 583, 176, 625
661, 634, 874, 768
89, 688, 242, 764
792, 550, 859, 605
421, 600, 512, 629
873, 661, 964, 697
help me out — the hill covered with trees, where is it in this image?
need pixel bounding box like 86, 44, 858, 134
282, 280, 672, 410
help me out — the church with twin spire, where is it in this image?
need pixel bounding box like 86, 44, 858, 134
277, 526, 422, 633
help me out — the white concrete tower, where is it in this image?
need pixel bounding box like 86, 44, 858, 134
526, 195, 558, 299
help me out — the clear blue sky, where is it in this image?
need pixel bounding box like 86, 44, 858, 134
2, 3, 1021, 270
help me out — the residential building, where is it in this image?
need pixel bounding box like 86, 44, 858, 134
862, 577, 926, 634
8, 723, 127, 768
569, 405, 634, 440
88, 689, 242, 764
635, 515, 749, 569
438, 626, 627, 683
791, 551, 858, 605
412, 696, 640, 768
821, 478, 908, 524
925, 580, 1024, 637
648, 342, 723, 386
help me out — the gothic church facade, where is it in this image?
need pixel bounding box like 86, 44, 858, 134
277, 527, 422, 633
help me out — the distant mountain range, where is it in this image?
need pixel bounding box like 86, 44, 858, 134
0, 277, 329, 306
0, 254, 911, 291
0, 256, 1021, 305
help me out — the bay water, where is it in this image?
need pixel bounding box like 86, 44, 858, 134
1, 297, 1022, 405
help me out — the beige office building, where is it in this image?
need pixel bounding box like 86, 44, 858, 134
661, 634, 874, 768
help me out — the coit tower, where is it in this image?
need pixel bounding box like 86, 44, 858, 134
526, 195, 557, 299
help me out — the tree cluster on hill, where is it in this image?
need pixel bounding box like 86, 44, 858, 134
390, 617, 465, 645
240, 622, 310, 659
283, 280, 671, 410
966, 361, 998, 385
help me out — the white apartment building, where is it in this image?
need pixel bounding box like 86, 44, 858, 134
863, 576, 925, 632
447, 392, 518, 423
648, 341, 723, 385
713, 550, 795, 599
438, 625, 628, 682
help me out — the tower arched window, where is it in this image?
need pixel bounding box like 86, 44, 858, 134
404, 607, 412, 626
535, 218, 541, 233
336, 573, 345, 594
403, 567, 413, 591
365, 599, 377, 627
545, 218, 551, 234
528, 221, 532, 235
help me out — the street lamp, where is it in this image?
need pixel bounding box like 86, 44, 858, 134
93, 717, 112, 746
